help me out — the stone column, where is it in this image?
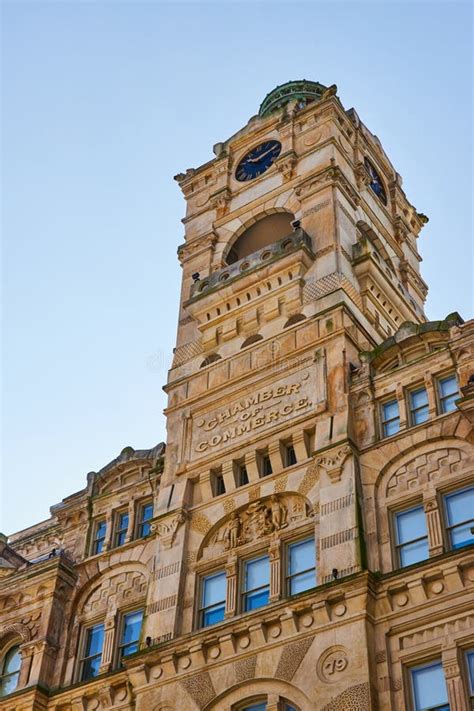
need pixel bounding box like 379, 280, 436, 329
18, 641, 34, 686
423, 494, 444, 556
292, 430, 308, 463
125, 498, 136, 544
396, 383, 407, 430
268, 441, 283, 476
99, 612, 117, 673
200, 471, 213, 501
244, 451, 260, 483
102, 511, 113, 552
222, 460, 236, 493
442, 648, 469, 711
424, 373, 437, 418
269, 536, 282, 602
225, 554, 238, 618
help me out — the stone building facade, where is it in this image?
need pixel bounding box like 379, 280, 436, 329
1, 80, 473, 711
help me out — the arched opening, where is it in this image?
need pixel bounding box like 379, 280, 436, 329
284, 313, 306, 328
226, 212, 295, 265
200, 353, 222, 368
0, 644, 21, 697
241, 334, 263, 349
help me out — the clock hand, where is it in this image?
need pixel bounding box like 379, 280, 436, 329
246, 147, 276, 164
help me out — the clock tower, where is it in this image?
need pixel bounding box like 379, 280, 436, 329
2, 80, 472, 711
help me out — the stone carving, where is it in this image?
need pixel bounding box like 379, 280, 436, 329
0, 621, 31, 643
180, 671, 215, 709
317, 646, 349, 683
298, 461, 320, 496
81, 570, 147, 618
275, 635, 315, 681
385, 447, 468, 497
152, 511, 187, 548
217, 496, 289, 552
321, 682, 370, 710
201, 494, 311, 559
234, 655, 257, 682
316, 444, 351, 483
190, 513, 212, 536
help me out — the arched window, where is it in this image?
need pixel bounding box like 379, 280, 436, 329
241, 334, 263, 349
226, 213, 295, 265
364, 158, 387, 205
284, 313, 306, 328
0, 645, 21, 697
200, 353, 222, 368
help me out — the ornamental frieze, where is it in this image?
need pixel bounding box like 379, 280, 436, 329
200, 494, 313, 560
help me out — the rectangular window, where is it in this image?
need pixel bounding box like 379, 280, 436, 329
259, 452, 273, 477
444, 486, 474, 550
287, 537, 316, 595
118, 609, 143, 660
438, 374, 459, 414
211, 470, 226, 496
137, 502, 153, 538
80, 623, 105, 681
243, 555, 270, 612
394, 506, 429, 567
409, 387, 429, 425
466, 649, 474, 707
410, 661, 449, 711
381, 399, 400, 437
200, 571, 226, 627
285, 444, 297, 467
92, 520, 107, 555
236, 463, 249, 487
114, 511, 129, 547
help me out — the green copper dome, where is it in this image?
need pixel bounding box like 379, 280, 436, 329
258, 79, 328, 118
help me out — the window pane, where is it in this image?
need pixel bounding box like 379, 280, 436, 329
122, 610, 143, 645
383, 400, 399, 421
399, 539, 430, 567
243, 704, 266, 711
119, 512, 129, 529
245, 557, 270, 591
439, 375, 458, 397
412, 406, 429, 425
289, 539, 315, 575
142, 503, 153, 521
245, 588, 269, 611
396, 507, 427, 544
450, 522, 474, 549
82, 655, 101, 680
202, 572, 226, 607
467, 650, 474, 693
384, 419, 400, 436
412, 662, 448, 710
85, 624, 104, 658
411, 388, 428, 410
445, 488, 474, 525
203, 605, 225, 626
290, 570, 316, 594
95, 521, 106, 539
1, 671, 19, 696
3, 647, 21, 674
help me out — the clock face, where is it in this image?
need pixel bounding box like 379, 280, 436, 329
235, 140, 282, 182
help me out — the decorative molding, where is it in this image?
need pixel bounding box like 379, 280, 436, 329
275, 635, 314, 681
321, 682, 371, 710
152, 511, 187, 548
316, 444, 352, 483
180, 671, 215, 709
234, 654, 257, 682
321, 527, 358, 549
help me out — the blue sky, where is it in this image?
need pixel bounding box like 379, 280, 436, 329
2, 1, 472, 534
